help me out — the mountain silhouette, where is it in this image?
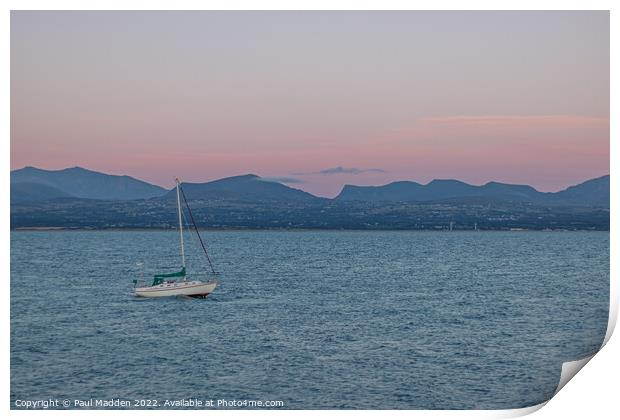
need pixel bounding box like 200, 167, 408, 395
11, 166, 167, 201
167, 174, 317, 202
9, 167, 609, 229
10, 182, 74, 204
336, 179, 540, 202
336, 176, 609, 207
10, 166, 609, 209
553, 175, 609, 208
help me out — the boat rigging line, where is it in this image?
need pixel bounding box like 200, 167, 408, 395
177, 182, 218, 276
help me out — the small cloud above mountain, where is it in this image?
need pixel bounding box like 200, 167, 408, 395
294, 166, 386, 176
320, 166, 386, 175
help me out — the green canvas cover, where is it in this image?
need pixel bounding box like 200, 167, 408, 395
151, 267, 186, 286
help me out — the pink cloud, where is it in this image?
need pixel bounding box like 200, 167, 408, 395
418, 115, 609, 127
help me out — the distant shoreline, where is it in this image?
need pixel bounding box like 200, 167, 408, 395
11, 227, 610, 232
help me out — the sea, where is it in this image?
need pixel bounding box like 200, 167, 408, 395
10, 230, 609, 409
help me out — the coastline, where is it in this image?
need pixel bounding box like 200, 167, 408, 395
11, 227, 610, 232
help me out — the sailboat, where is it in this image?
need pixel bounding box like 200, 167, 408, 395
133, 179, 219, 298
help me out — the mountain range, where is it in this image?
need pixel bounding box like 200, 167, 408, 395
11, 166, 166, 202
10, 166, 609, 208
336, 176, 610, 207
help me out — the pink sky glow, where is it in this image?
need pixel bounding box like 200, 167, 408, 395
10, 11, 609, 197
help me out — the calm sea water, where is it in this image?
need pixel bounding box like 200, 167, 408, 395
11, 231, 609, 409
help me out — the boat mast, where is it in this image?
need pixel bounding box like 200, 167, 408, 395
178, 182, 218, 276
176, 178, 186, 270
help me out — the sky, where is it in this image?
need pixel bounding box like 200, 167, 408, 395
11, 11, 609, 197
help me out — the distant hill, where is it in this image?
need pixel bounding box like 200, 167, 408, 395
553, 175, 609, 208
165, 174, 318, 202
336, 176, 609, 208
336, 179, 543, 203
10, 166, 167, 201
11, 182, 74, 204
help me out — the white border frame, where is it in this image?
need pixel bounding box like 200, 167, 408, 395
3, 2, 616, 419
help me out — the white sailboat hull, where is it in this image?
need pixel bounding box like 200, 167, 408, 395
135, 280, 218, 298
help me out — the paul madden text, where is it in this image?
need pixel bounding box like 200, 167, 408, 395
14, 398, 285, 409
